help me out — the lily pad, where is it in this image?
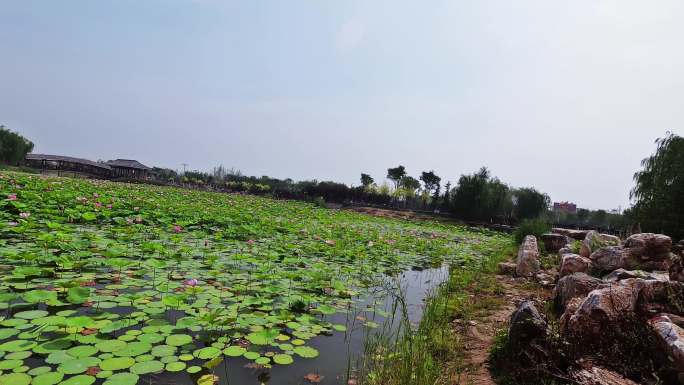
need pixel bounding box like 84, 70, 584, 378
32, 371, 63, 385
102, 373, 139, 385
99, 357, 135, 371
273, 354, 294, 365
129, 360, 163, 375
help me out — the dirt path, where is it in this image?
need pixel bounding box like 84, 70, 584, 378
455, 276, 548, 385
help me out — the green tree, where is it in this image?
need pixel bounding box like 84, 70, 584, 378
513, 187, 550, 221
0, 126, 34, 165
387, 165, 406, 190
420, 171, 441, 196
360, 173, 374, 188
630, 132, 684, 239
400, 176, 421, 193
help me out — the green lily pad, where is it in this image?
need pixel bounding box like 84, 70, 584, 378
32, 371, 63, 385
59, 374, 96, 385
14, 309, 49, 319
95, 340, 127, 353
102, 373, 139, 385
165, 361, 186, 372
99, 357, 135, 371
223, 346, 246, 357
165, 334, 192, 347
130, 360, 163, 375
293, 346, 319, 358
0, 339, 36, 352
58, 357, 100, 374
193, 346, 220, 360
112, 341, 151, 357
67, 345, 99, 358
273, 354, 294, 365
0, 372, 31, 385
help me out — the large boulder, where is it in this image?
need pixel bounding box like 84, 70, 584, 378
553, 227, 590, 240
508, 301, 548, 349
569, 366, 641, 385
604, 268, 670, 283
624, 233, 672, 259
636, 279, 684, 316
589, 246, 630, 274
516, 235, 540, 277
580, 231, 621, 258
564, 282, 641, 339
648, 314, 684, 372
542, 233, 570, 253
559, 254, 593, 277
671, 253, 684, 282
498, 262, 517, 276
554, 272, 604, 313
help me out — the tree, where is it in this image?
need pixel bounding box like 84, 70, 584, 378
420, 171, 441, 195
513, 187, 550, 221
400, 176, 421, 192
0, 125, 34, 165
386, 165, 406, 190
630, 132, 684, 240
360, 173, 374, 188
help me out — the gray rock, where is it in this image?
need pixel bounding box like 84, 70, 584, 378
648, 314, 684, 372
552, 227, 589, 240
570, 366, 640, 385
541, 233, 570, 253
589, 246, 630, 274
559, 254, 593, 277
554, 272, 604, 313
624, 233, 672, 259
498, 262, 517, 276
508, 301, 548, 349
516, 235, 540, 277
580, 231, 620, 258
603, 268, 670, 282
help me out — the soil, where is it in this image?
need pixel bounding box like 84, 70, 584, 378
454, 275, 552, 385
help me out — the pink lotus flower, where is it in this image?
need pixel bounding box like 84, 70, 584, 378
95, 202, 102, 208
7, 221, 18, 227
173, 225, 183, 233
184, 278, 198, 287
126, 218, 134, 224
106, 204, 113, 209
7, 194, 17, 201
19, 212, 30, 219
246, 239, 255, 245
93, 193, 99, 198
134, 207, 140, 211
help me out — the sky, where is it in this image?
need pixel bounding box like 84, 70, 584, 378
1, 0, 682, 210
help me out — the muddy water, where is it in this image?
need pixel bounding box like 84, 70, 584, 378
159, 265, 450, 385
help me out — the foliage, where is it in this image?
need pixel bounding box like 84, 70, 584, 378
419, 171, 441, 196
386, 165, 406, 190
513, 187, 550, 221
513, 218, 551, 244
450, 167, 512, 222
360, 173, 374, 188
0, 126, 34, 165
629, 132, 684, 240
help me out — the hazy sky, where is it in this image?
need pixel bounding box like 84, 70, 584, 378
1, 1, 682, 210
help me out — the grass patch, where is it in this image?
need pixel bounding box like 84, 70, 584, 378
359, 240, 517, 385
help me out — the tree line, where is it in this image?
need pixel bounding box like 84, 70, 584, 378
0, 126, 34, 165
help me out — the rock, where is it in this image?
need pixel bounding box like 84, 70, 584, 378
542, 233, 569, 253
671, 254, 684, 282
535, 271, 556, 288
554, 272, 604, 313
498, 262, 517, 275
580, 231, 621, 258
559, 254, 593, 277
636, 279, 684, 316
603, 268, 670, 282
565, 282, 641, 340
624, 233, 672, 260
508, 301, 548, 349
516, 235, 540, 277
648, 314, 684, 371
589, 246, 630, 274
558, 246, 573, 257
552, 227, 589, 240
569, 366, 640, 385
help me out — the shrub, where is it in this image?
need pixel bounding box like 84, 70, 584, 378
513, 219, 550, 244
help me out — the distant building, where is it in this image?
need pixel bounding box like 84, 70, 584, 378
106, 159, 151, 179
24, 154, 150, 180
553, 201, 577, 214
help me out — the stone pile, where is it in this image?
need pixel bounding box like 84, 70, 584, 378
504, 230, 684, 384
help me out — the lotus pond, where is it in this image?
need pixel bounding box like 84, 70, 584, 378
0, 172, 509, 385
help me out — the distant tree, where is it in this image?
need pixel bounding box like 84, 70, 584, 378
590, 209, 608, 229
387, 165, 406, 190
630, 132, 684, 240
513, 187, 550, 221
360, 173, 374, 188
576, 208, 590, 225
0, 125, 34, 165
400, 176, 421, 193
420, 171, 441, 196
442, 181, 452, 208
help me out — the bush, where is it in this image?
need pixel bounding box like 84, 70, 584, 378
513, 219, 550, 244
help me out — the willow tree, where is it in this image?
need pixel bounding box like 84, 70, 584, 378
630, 132, 684, 240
